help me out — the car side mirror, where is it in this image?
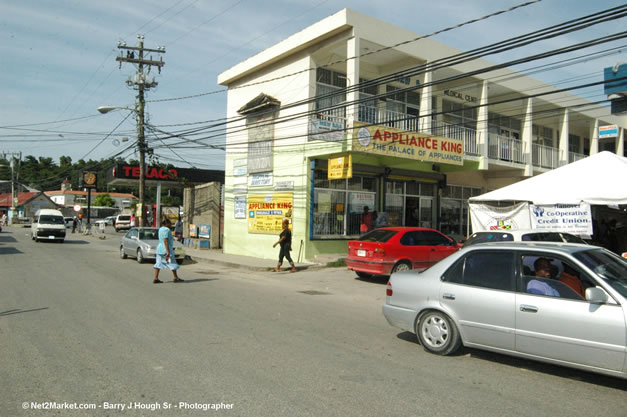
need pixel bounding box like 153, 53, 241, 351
585, 287, 608, 303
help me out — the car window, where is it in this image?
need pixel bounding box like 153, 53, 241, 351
400, 231, 420, 246
561, 233, 587, 244
419, 230, 452, 246
574, 249, 627, 298
118, 215, 131, 221
39, 215, 64, 225
126, 229, 138, 238
519, 254, 592, 300
443, 251, 515, 291
521, 232, 563, 242
463, 232, 513, 246
358, 229, 398, 242
139, 230, 158, 240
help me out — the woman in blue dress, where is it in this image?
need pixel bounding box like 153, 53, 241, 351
153, 220, 184, 284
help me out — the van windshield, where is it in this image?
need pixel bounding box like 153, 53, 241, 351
40, 215, 64, 225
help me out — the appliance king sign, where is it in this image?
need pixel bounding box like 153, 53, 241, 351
530, 203, 593, 235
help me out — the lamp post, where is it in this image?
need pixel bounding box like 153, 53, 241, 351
97, 105, 147, 227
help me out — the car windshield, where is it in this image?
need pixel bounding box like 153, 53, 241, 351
463, 232, 513, 246
118, 216, 131, 221
40, 215, 64, 225
357, 229, 398, 243
574, 249, 627, 297
139, 230, 158, 240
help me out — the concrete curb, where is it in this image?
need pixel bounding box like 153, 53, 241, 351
188, 254, 325, 272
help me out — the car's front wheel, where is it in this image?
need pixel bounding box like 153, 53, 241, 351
120, 246, 127, 259
392, 260, 412, 274
136, 249, 144, 264
416, 311, 461, 356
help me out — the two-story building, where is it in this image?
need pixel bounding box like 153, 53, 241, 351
218, 8, 626, 262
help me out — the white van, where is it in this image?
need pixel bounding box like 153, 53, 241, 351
31, 209, 66, 242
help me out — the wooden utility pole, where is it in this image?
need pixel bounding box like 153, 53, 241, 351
115, 35, 165, 227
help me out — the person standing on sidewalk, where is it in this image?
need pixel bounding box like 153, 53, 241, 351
153, 219, 184, 284
273, 219, 296, 272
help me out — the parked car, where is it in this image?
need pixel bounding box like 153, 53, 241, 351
120, 227, 186, 264
383, 242, 627, 379
346, 227, 460, 278
95, 216, 116, 227
462, 230, 588, 247
115, 214, 132, 232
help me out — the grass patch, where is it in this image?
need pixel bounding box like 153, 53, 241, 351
326, 258, 346, 267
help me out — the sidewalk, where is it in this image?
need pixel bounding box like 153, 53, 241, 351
185, 247, 326, 272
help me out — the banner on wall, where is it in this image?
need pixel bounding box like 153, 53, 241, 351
530, 203, 593, 235
247, 193, 293, 234
469, 202, 531, 232
352, 122, 464, 166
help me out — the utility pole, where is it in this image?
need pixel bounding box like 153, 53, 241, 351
2, 151, 22, 223
115, 35, 165, 227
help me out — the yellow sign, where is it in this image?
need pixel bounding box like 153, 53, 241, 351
353, 122, 464, 166
328, 154, 352, 180
247, 193, 293, 234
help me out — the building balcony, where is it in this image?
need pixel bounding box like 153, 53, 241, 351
487, 134, 526, 165
532, 143, 559, 169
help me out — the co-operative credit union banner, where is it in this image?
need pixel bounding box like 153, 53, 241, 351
531, 203, 593, 235
352, 122, 464, 166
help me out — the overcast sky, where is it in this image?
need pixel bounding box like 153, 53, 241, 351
0, 0, 624, 170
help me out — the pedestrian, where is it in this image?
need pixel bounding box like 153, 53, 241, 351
153, 218, 184, 284
130, 214, 136, 228
1, 212, 6, 226
72, 216, 78, 233
360, 206, 373, 233
174, 216, 183, 242
272, 218, 297, 272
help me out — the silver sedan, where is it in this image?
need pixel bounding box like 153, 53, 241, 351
120, 227, 186, 264
383, 242, 627, 379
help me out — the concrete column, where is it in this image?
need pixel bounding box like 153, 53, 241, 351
559, 109, 569, 166
476, 80, 489, 169
522, 97, 533, 176
346, 36, 360, 129
590, 118, 599, 155
419, 64, 433, 134
617, 127, 625, 156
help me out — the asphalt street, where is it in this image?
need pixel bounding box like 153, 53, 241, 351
0, 226, 625, 417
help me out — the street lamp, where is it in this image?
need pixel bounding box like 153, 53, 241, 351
97, 105, 148, 227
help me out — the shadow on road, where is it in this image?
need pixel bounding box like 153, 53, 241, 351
164, 278, 218, 284
394, 330, 626, 389
0, 234, 17, 243
0, 307, 49, 316
355, 274, 389, 285
0, 247, 23, 255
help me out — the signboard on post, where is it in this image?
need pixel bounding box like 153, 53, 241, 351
247, 193, 293, 234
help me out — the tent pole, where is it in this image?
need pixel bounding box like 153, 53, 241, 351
466, 202, 470, 239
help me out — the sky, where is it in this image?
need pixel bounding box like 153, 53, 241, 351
0, 0, 625, 171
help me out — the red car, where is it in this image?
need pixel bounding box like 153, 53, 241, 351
346, 227, 460, 278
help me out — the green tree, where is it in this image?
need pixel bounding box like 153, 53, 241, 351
93, 193, 116, 207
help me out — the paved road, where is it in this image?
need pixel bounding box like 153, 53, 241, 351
1, 226, 625, 416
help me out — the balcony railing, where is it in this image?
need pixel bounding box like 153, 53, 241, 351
532, 143, 559, 169
488, 134, 526, 164
569, 151, 586, 163
430, 120, 479, 156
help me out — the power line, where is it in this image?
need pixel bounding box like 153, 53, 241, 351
150, 0, 543, 103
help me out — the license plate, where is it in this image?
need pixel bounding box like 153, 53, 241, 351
48, 236, 55, 239
357, 249, 366, 257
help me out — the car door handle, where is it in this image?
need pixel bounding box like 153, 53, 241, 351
442, 293, 455, 300
520, 304, 538, 313
430, 248, 436, 251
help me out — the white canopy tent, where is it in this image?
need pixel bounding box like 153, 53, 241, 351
468, 152, 627, 235
469, 151, 627, 205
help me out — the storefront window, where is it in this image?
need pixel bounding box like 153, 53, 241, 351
313, 189, 346, 237
312, 170, 377, 239
440, 184, 482, 238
